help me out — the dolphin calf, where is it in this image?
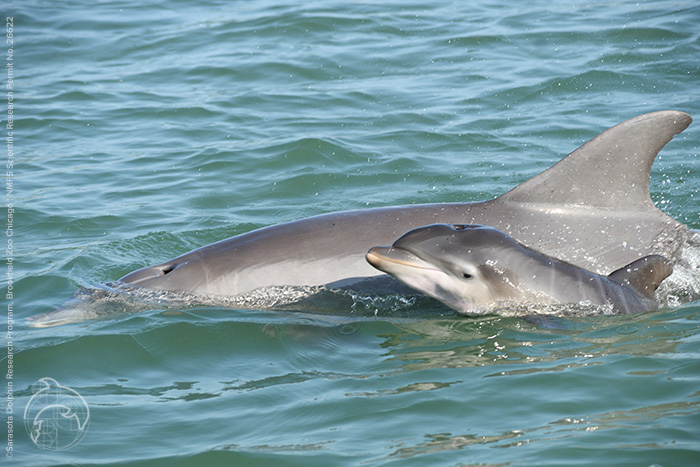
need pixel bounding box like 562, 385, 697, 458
366, 224, 672, 315
115, 111, 691, 301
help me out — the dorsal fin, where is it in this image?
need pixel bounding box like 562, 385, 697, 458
608, 255, 672, 299
499, 111, 692, 212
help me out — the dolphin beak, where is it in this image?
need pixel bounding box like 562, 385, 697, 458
366, 247, 437, 272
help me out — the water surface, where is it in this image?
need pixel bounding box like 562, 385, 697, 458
6, 0, 700, 465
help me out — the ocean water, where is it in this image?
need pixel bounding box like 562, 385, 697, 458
5, 0, 700, 465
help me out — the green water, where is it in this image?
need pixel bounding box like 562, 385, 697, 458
5, 0, 700, 465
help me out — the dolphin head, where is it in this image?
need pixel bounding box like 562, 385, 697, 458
366, 224, 527, 314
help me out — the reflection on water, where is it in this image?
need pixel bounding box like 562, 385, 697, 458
382, 392, 700, 461
378, 309, 693, 372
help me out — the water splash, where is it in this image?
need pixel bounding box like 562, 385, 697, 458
656, 230, 700, 307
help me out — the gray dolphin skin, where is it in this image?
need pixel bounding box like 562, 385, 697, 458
366, 224, 672, 314
118, 111, 692, 299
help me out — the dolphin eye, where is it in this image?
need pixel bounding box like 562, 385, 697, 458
462, 272, 473, 279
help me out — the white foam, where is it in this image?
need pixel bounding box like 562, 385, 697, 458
656, 230, 700, 308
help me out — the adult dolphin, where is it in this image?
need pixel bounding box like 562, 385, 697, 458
118, 111, 692, 298
366, 224, 672, 315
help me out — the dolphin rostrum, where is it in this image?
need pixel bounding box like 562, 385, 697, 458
367, 224, 672, 315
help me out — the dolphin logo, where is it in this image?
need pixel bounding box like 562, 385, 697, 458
24, 377, 90, 450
